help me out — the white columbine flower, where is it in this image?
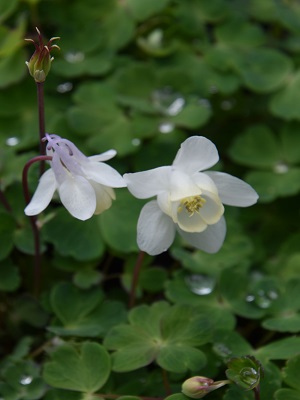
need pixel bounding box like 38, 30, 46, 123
124, 136, 258, 255
25, 134, 126, 220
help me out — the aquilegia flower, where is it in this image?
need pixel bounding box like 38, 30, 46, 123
25, 134, 126, 220
124, 136, 258, 255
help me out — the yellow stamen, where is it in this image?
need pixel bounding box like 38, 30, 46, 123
178, 195, 206, 217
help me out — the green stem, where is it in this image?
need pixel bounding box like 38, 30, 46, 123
128, 250, 145, 308
36, 82, 46, 175
22, 155, 52, 296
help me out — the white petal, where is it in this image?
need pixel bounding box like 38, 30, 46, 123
82, 162, 126, 188
88, 150, 117, 162
137, 200, 176, 255
175, 202, 208, 232
177, 216, 227, 253
169, 169, 202, 201
192, 172, 219, 195
90, 182, 115, 214
206, 172, 259, 207
124, 166, 171, 199
200, 192, 224, 224
24, 169, 57, 216
58, 175, 96, 220
173, 136, 219, 173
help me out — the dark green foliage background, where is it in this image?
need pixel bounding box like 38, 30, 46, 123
0, 0, 300, 399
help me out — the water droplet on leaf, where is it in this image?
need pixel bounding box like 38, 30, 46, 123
20, 376, 33, 385
132, 138, 141, 146
6, 137, 19, 146
57, 82, 73, 93
213, 343, 232, 357
65, 51, 85, 63
274, 162, 289, 174
159, 122, 174, 134
185, 274, 215, 295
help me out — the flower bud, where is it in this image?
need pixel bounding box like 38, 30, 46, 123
182, 376, 229, 399
25, 27, 60, 83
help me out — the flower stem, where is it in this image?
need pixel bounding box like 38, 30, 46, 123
128, 250, 145, 308
36, 82, 46, 175
162, 369, 172, 396
253, 385, 260, 400
22, 155, 52, 296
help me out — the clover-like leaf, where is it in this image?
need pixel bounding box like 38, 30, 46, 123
282, 355, 300, 391
48, 282, 126, 337
43, 342, 111, 393
104, 301, 210, 373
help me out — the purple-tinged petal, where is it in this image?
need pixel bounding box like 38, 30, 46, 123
24, 169, 56, 216
58, 175, 96, 220
83, 162, 126, 188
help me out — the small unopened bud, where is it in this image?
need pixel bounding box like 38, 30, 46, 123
25, 27, 60, 83
182, 376, 229, 399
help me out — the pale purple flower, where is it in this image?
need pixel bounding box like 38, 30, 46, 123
124, 136, 258, 255
25, 134, 126, 220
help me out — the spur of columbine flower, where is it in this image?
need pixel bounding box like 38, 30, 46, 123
124, 136, 258, 255
25, 134, 126, 220
25, 27, 60, 83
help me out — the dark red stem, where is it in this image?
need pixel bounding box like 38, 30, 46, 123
128, 250, 145, 308
22, 155, 52, 296
253, 385, 260, 400
36, 82, 46, 174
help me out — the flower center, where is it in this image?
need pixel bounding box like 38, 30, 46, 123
178, 195, 206, 217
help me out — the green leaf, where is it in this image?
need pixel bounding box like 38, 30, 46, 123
44, 389, 82, 400
215, 20, 265, 47
43, 209, 105, 261
213, 330, 253, 360
270, 72, 300, 120
232, 48, 292, 93
140, 267, 168, 292
254, 337, 300, 362
275, 389, 300, 400
229, 125, 281, 168
52, 52, 112, 78
0, 48, 27, 88
170, 100, 212, 129
104, 302, 212, 373
246, 168, 300, 202
126, 0, 171, 21
50, 282, 103, 326
0, 0, 19, 22
49, 282, 126, 337
0, 360, 46, 400
282, 355, 300, 391
43, 342, 111, 393
99, 189, 144, 253
280, 123, 300, 164
73, 268, 102, 289
0, 259, 20, 292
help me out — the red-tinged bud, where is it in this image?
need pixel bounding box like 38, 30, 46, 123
25, 27, 60, 83
182, 376, 230, 398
